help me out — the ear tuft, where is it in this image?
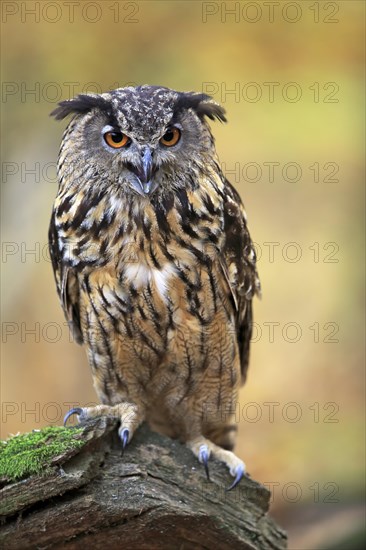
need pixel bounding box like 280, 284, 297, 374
195, 98, 227, 123
50, 94, 110, 121
175, 92, 227, 123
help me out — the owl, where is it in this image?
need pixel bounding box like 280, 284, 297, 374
49, 85, 260, 490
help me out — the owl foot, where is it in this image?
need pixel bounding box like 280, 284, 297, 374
119, 427, 129, 455
198, 444, 210, 481
188, 437, 246, 491
63, 403, 143, 453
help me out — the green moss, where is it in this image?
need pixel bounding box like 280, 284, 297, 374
0, 426, 85, 482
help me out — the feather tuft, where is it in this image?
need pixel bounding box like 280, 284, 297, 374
50, 94, 110, 120
174, 92, 227, 123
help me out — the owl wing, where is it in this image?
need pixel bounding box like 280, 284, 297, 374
48, 212, 83, 345
220, 179, 260, 383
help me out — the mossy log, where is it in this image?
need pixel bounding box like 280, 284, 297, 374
0, 419, 287, 549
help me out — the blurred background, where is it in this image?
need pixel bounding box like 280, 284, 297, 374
1, 1, 364, 547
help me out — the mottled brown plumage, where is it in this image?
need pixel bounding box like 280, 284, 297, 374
49, 85, 260, 488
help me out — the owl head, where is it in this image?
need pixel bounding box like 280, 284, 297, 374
51, 85, 226, 199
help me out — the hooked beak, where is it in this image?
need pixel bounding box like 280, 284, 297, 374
128, 147, 158, 196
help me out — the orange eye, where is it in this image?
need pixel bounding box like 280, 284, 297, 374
160, 127, 181, 147
104, 131, 130, 149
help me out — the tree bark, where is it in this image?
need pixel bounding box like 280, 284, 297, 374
0, 419, 287, 549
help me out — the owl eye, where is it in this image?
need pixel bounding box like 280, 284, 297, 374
104, 131, 130, 149
160, 127, 181, 147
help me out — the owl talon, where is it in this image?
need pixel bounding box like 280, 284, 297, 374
226, 463, 245, 491
119, 427, 130, 455
198, 444, 210, 481
63, 407, 85, 426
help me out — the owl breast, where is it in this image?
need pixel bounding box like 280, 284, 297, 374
123, 262, 176, 301
74, 202, 239, 407
80, 255, 239, 412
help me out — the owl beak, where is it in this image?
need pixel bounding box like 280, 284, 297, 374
129, 147, 158, 196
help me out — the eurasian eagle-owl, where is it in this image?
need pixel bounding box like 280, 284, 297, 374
49, 85, 260, 489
